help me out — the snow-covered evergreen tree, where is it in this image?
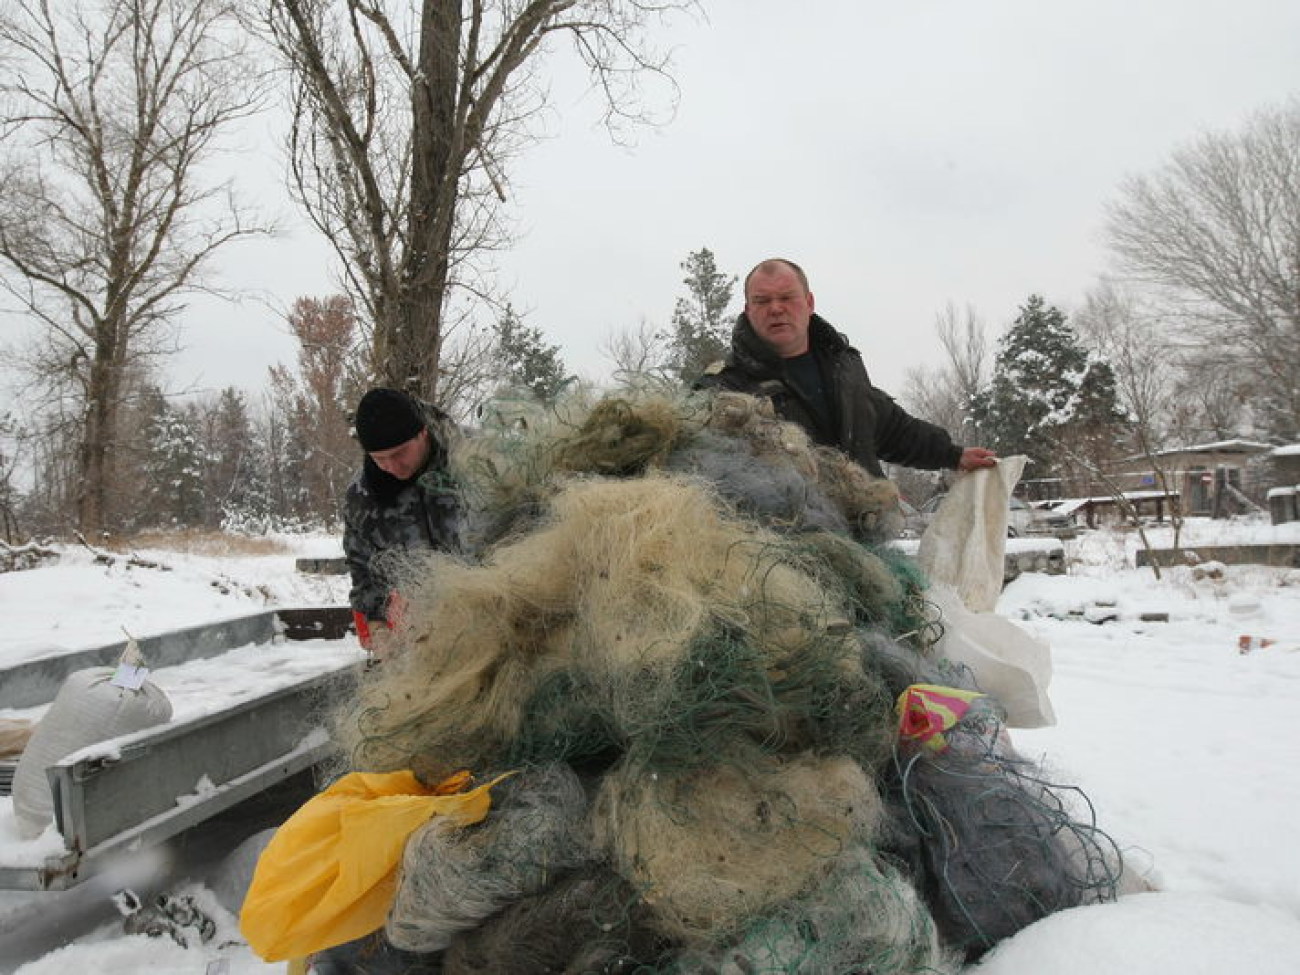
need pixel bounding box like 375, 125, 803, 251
136, 387, 206, 528
661, 247, 737, 382
202, 387, 273, 530
492, 305, 570, 404
971, 295, 1129, 482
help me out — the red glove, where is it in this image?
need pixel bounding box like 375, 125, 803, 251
353, 605, 401, 654
352, 610, 372, 649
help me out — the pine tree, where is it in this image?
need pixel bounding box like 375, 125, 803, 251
135, 386, 206, 528
661, 248, 737, 381
970, 295, 1129, 480
492, 305, 570, 404
201, 388, 272, 530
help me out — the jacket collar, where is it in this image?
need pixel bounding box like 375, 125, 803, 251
361, 453, 428, 502
359, 400, 449, 502
730, 312, 848, 375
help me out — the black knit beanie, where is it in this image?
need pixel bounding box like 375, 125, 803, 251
354, 388, 425, 452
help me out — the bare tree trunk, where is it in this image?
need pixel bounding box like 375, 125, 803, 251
266, 0, 689, 403
902, 302, 988, 442
400, 0, 460, 397
77, 358, 117, 534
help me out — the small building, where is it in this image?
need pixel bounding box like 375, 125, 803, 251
1268, 486, 1297, 525
1104, 439, 1274, 517
1268, 444, 1300, 524
1271, 443, 1300, 483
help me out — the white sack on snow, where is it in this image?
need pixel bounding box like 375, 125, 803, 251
915, 455, 1056, 728
928, 582, 1056, 728
11, 667, 173, 839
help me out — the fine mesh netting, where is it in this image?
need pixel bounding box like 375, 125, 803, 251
325, 387, 1130, 973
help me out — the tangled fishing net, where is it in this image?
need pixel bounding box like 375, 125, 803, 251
331, 388, 1130, 973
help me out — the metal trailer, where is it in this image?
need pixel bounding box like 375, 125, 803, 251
0, 607, 357, 892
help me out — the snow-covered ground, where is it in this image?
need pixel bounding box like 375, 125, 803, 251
1, 519, 1299, 973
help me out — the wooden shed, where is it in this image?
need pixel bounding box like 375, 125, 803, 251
1104, 439, 1273, 517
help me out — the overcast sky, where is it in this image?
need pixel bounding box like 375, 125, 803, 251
12, 0, 1300, 411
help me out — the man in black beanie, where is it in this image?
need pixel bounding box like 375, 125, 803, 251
342, 388, 460, 652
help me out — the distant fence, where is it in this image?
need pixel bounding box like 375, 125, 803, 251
295, 557, 348, 575
1135, 544, 1300, 569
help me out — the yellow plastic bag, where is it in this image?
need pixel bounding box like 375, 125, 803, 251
240, 768, 508, 962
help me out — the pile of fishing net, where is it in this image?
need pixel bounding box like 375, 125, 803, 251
330, 388, 1130, 973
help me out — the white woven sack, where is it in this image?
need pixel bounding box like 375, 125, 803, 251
927, 583, 1056, 728
914, 456, 1055, 727
11, 667, 173, 839
916, 455, 1028, 612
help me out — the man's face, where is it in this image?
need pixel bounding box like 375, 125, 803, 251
745, 265, 815, 358
368, 428, 431, 481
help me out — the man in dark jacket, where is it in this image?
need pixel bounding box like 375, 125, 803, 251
697, 258, 997, 478
343, 387, 460, 650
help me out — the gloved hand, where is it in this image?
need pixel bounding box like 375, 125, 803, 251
351, 611, 383, 652
352, 608, 401, 660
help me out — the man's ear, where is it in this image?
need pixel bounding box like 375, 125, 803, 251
807, 290, 815, 312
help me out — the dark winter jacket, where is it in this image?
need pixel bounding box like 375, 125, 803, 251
696, 313, 964, 478
342, 403, 461, 622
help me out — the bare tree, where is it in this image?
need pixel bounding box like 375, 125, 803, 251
1074, 281, 1171, 455
894, 302, 990, 503
901, 301, 989, 442
601, 316, 671, 386
1074, 280, 1185, 546
1105, 99, 1300, 440
268, 295, 364, 523
0, 0, 271, 532
1167, 348, 1255, 443
435, 322, 501, 422
261, 0, 694, 402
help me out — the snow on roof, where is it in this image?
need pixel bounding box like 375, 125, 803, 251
1041, 497, 1089, 515
1266, 485, 1297, 498
1113, 439, 1276, 465
1154, 439, 1274, 456
1108, 489, 1180, 501
1271, 443, 1300, 457
1039, 490, 1179, 515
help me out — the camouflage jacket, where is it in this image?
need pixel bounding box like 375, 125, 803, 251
342, 404, 461, 622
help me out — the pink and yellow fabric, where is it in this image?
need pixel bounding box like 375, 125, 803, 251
240, 768, 511, 962
895, 683, 985, 753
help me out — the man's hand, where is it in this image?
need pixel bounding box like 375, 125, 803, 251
352, 609, 396, 658
352, 610, 376, 650
958, 446, 998, 472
